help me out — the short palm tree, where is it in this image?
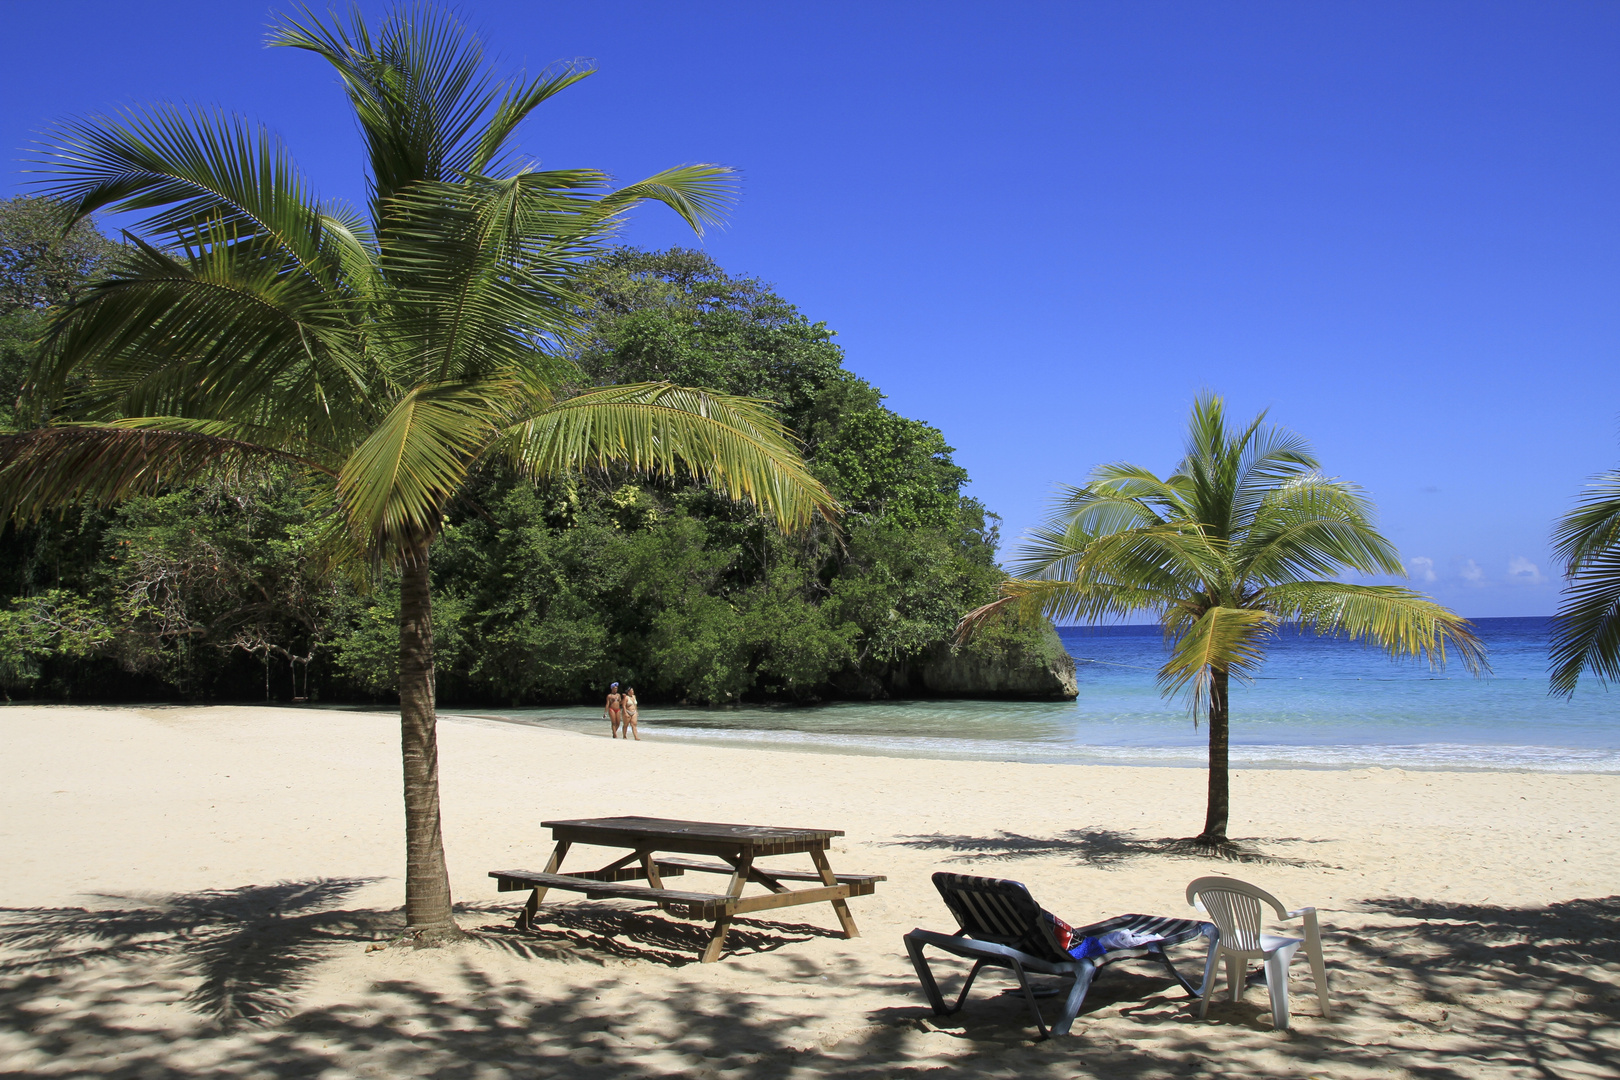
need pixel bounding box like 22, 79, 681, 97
0, 6, 835, 939
1549, 470, 1620, 694
964, 395, 1485, 845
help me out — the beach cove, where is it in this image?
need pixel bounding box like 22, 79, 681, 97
2, 704, 1617, 1078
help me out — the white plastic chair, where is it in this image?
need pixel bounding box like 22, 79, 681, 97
1186, 876, 1332, 1030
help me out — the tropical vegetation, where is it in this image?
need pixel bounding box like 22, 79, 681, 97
0, 234, 1044, 707
963, 394, 1486, 845
0, 7, 839, 941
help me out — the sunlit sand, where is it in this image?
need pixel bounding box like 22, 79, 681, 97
3, 705, 1616, 1078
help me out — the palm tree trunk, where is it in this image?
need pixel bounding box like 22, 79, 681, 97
398, 538, 462, 940
1199, 666, 1230, 844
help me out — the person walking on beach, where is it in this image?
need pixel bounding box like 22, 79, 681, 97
621, 687, 641, 741
604, 682, 623, 738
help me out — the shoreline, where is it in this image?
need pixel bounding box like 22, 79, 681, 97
442, 708, 1620, 775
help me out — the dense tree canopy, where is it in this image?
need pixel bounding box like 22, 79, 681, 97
1, 248, 1046, 707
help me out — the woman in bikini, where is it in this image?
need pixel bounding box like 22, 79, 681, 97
621, 687, 640, 741
604, 682, 622, 738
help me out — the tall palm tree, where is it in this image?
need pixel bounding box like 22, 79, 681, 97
963, 395, 1484, 845
1549, 470, 1620, 694
0, 6, 835, 940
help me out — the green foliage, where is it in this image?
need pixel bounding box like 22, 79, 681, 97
1549, 469, 1620, 694
0, 589, 111, 695
979, 392, 1485, 840
0, 197, 121, 431
1, 245, 1033, 706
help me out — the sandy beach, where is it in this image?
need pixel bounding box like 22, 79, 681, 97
2, 704, 1617, 1079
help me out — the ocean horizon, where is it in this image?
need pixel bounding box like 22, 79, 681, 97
450, 616, 1620, 773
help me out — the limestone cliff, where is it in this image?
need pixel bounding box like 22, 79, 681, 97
828, 616, 1078, 701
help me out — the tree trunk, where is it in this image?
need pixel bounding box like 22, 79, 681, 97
398, 539, 462, 940
1199, 666, 1230, 844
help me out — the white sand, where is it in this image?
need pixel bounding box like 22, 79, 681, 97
2, 704, 1617, 1078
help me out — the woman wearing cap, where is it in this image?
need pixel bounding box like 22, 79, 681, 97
604, 683, 623, 738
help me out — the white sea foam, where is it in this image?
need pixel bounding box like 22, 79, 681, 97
450, 711, 1620, 773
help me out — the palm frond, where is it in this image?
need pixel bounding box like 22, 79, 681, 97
1553, 471, 1620, 572
337, 379, 522, 550
37, 104, 340, 290
0, 425, 317, 522
1156, 606, 1277, 715
270, 6, 594, 203
1261, 581, 1487, 675
502, 383, 836, 532
1547, 471, 1620, 694
957, 576, 1179, 638
594, 165, 739, 237
1238, 475, 1404, 581
36, 232, 371, 445
1549, 547, 1620, 695
381, 172, 609, 383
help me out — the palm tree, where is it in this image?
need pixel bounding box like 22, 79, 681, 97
963, 394, 1484, 846
1549, 471, 1620, 694
0, 6, 835, 941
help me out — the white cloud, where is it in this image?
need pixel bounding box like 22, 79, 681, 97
1460, 559, 1485, 584
1409, 556, 1437, 583
1507, 556, 1545, 586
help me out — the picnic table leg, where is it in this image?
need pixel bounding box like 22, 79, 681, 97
809, 847, 860, 939
700, 852, 754, 963
517, 840, 571, 931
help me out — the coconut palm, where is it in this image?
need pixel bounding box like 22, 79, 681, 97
963, 394, 1484, 845
0, 6, 835, 940
1549, 471, 1620, 694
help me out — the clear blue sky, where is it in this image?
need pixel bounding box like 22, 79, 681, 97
5, 1, 1617, 618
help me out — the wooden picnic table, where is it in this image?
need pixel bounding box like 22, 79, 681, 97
490, 815, 885, 963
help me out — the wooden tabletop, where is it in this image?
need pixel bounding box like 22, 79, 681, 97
542, 816, 844, 858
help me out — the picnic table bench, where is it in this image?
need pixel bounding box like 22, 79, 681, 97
491, 815, 885, 963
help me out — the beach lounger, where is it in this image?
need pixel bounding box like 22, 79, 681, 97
904, 872, 1214, 1038
1186, 875, 1333, 1030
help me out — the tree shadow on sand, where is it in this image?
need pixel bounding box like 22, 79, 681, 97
0, 878, 392, 1027
5, 881, 1617, 1079
1331, 893, 1620, 1080
464, 901, 847, 967
890, 828, 1336, 868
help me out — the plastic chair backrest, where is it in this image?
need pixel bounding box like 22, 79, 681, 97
1186, 876, 1290, 952
931, 872, 1064, 960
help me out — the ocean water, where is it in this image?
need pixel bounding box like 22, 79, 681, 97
449, 617, 1620, 772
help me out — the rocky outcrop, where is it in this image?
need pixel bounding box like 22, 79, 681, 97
916, 618, 1077, 699
826, 616, 1078, 701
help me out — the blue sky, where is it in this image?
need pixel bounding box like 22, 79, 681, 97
5, 1, 1617, 618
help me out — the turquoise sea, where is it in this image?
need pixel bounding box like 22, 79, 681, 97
450, 617, 1620, 772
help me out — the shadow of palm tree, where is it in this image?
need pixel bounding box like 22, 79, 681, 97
891, 828, 1334, 867
0, 878, 390, 1027
1335, 894, 1620, 1080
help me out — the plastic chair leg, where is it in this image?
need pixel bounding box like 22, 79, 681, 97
1226, 956, 1245, 1002
1264, 940, 1301, 1030
1307, 942, 1333, 1020
1050, 959, 1096, 1037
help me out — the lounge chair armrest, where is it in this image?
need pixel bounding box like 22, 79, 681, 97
1285, 906, 1316, 920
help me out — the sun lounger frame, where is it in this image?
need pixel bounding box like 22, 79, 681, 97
905, 873, 1215, 1038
